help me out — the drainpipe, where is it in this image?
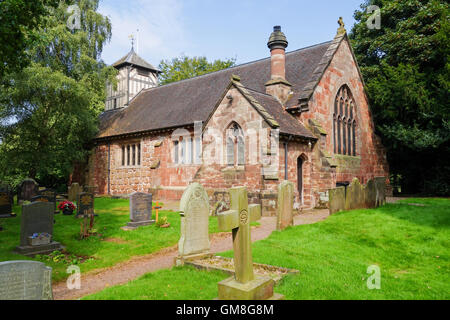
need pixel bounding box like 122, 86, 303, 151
107, 143, 111, 195
284, 135, 294, 180
284, 141, 288, 180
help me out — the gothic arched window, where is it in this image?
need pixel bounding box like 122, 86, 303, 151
226, 123, 245, 166
333, 85, 356, 156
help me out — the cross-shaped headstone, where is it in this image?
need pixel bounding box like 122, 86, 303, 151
217, 186, 261, 284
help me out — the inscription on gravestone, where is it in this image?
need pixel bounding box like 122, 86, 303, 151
126, 192, 154, 229
0, 261, 53, 300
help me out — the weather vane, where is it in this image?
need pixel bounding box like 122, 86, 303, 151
129, 34, 135, 50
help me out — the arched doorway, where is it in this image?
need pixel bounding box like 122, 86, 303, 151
297, 156, 303, 203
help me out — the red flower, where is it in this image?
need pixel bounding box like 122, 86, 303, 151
58, 201, 76, 211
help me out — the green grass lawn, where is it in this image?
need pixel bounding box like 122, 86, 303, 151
0, 197, 224, 282
84, 198, 450, 300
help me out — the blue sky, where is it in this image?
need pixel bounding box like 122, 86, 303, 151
98, 0, 364, 68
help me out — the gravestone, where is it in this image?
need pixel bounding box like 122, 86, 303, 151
38, 188, 58, 214
276, 181, 294, 231
0, 261, 53, 300
68, 183, 82, 202
374, 177, 387, 207
345, 178, 365, 211
76, 192, 94, 218
364, 179, 377, 208
0, 183, 14, 218
15, 201, 63, 256
83, 185, 96, 194
177, 183, 210, 263
17, 178, 38, 204
125, 192, 154, 229
329, 186, 346, 214
216, 186, 284, 300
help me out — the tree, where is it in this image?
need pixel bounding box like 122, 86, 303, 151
0, 0, 117, 189
0, 0, 58, 78
159, 56, 236, 85
350, 0, 449, 195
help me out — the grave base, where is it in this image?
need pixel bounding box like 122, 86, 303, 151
14, 242, 64, 256
121, 220, 155, 230
75, 214, 99, 219
0, 213, 16, 218
217, 275, 284, 300
174, 252, 210, 266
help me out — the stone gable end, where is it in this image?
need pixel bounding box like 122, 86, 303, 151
303, 38, 389, 184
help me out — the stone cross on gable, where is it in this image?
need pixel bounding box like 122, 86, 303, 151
217, 186, 261, 284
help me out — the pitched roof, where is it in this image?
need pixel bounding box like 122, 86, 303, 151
229, 80, 316, 138
295, 34, 346, 108
97, 40, 334, 140
112, 48, 160, 72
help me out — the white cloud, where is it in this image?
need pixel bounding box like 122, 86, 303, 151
98, 0, 189, 67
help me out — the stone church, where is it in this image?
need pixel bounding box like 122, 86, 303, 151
84, 21, 389, 215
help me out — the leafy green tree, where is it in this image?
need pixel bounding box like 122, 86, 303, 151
159, 56, 236, 85
0, 0, 58, 78
350, 0, 449, 195
0, 0, 117, 188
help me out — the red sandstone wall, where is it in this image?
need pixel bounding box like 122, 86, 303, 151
300, 38, 389, 185
194, 87, 268, 194
88, 132, 201, 199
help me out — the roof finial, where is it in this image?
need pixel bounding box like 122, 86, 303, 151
128, 34, 135, 51
337, 17, 346, 36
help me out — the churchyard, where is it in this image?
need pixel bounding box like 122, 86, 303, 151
0, 197, 230, 283
0, 180, 448, 300
84, 197, 450, 300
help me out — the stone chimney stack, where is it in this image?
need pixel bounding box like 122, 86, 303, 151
265, 26, 292, 106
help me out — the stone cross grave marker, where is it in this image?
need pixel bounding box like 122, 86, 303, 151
38, 188, 58, 214
17, 178, 38, 204
0, 183, 14, 218
76, 192, 95, 218
125, 192, 154, 229
15, 201, 63, 256
0, 260, 53, 300
68, 183, 82, 202
216, 186, 284, 300
276, 180, 294, 231
177, 183, 210, 262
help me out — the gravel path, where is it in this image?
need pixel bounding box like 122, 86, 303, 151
52, 209, 329, 300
